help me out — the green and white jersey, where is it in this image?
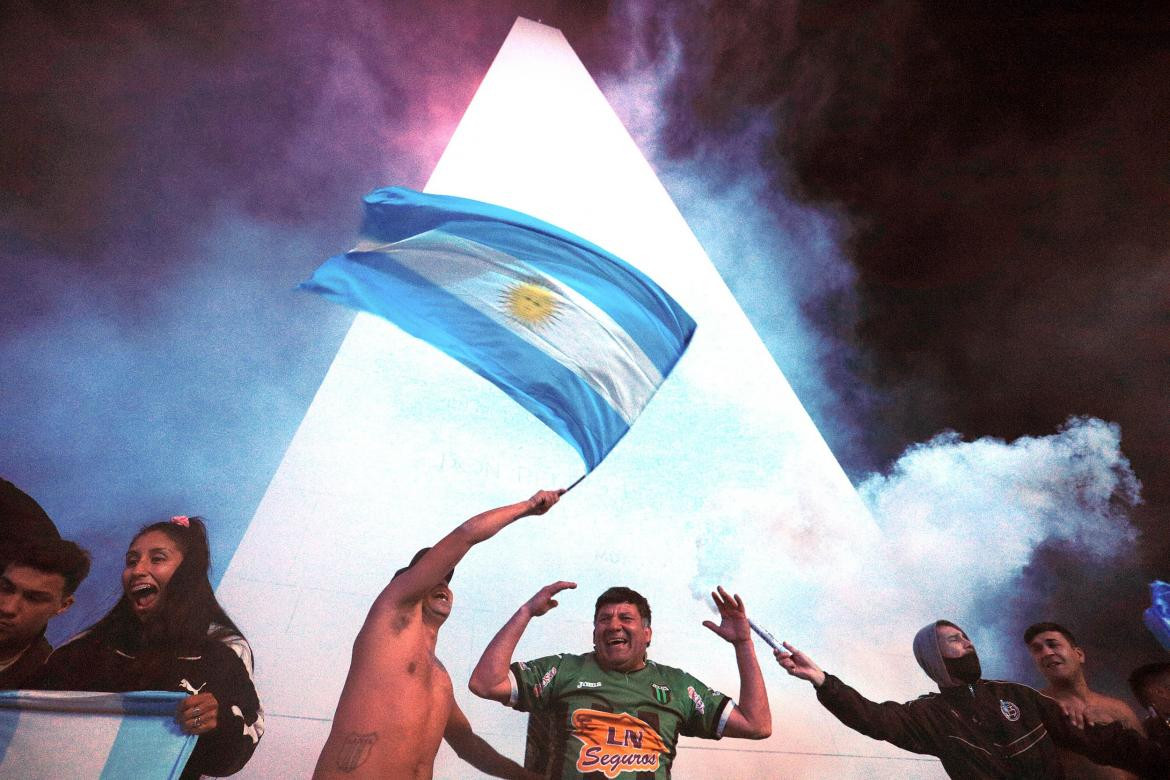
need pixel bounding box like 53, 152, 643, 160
510, 652, 732, 779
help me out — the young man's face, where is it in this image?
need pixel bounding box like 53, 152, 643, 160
1144, 680, 1170, 718
0, 564, 72, 654
935, 624, 976, 659
1027, 630, 1084, 683
593, 601, 651, 672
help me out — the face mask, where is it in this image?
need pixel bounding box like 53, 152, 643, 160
944, 651, 982, 684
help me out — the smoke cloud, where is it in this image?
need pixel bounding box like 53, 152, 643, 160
850, 417, 1142, 678
685, 417, 1147, 702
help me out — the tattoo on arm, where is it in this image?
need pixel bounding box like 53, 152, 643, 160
336, 732, 378, 773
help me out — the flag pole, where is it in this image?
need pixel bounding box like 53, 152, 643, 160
563, 473, 587, 493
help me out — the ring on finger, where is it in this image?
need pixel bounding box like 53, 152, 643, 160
195, 716, 202, 728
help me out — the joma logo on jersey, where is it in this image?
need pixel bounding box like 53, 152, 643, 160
652, 683, 671, 704
571, 709, 667, 779
577, 680, 602, 688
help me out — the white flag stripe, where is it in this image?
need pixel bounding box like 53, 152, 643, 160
371, 231, 664, 389
369, 231, 662, 423
362, 230, 666, 389
0, 709, 122, 778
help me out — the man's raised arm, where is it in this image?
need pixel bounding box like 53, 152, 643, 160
775, 642, 933, 752
702, 586, 772, 739
370, 490, 563, 616
469, 581, 577, 704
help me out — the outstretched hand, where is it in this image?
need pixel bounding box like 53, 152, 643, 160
522, 489, 564, 517
774, 642, 826, 687
523, 580, 576, 618
702, 586, 752, 644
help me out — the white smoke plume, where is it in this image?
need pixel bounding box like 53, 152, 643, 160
801, 416, 1140, 696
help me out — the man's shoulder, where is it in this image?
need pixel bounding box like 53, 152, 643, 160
0, 636, 53, 689
29, 635, 52, 662
643, 659, 719, 692
514, 651, 585, 679
976, 679, 1056, 714
979, 678, 1044, 696
1086, 690, 1140, 725
355, 600, 426, 647
644, 658, 695, 679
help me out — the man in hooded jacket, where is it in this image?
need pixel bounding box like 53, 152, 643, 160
774, 619, 1170, 778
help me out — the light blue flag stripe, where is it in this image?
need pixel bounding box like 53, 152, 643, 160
353, 188, 696, 376
303, 251, 630, 470
102, 697, 197, 780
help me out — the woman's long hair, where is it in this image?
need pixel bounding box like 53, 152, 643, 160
88, 516, 243, 663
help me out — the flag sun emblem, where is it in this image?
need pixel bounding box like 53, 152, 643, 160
502, 280, 561, 327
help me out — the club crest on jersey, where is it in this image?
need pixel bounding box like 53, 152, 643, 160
687, 686, 705, 715
1000, 699, 1021, 722
571, 709, 667, 779
652, 683, 671, 704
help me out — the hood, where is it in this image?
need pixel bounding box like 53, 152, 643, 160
913, 621, 962, 689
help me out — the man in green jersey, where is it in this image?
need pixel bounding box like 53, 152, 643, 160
469, 583, 771, 778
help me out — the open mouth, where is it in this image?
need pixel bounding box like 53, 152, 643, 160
129, 582, 160, 610
605, 634, 630, 649
428, 587, 452, 610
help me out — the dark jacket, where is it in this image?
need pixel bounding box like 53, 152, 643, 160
0, 635, 51, 690
38, 628, 263, 779
817, 673, 1167, 778
1145, 713, 1170, 750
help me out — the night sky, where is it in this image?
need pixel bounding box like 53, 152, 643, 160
2, 2, 1167, 703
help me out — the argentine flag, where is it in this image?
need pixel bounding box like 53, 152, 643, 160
0, 690, 196, 779
300, 187, 696, 471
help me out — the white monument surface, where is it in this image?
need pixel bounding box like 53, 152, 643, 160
219, 17, 945, 778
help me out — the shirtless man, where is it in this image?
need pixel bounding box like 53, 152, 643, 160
1024, 621, 1143, 780
312, 489, 562, 779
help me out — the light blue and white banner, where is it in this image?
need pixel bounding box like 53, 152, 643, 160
0, 690, 195, 779
300, 187, 696, 471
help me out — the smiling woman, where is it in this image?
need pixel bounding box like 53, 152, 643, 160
37, 516, 264, 780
